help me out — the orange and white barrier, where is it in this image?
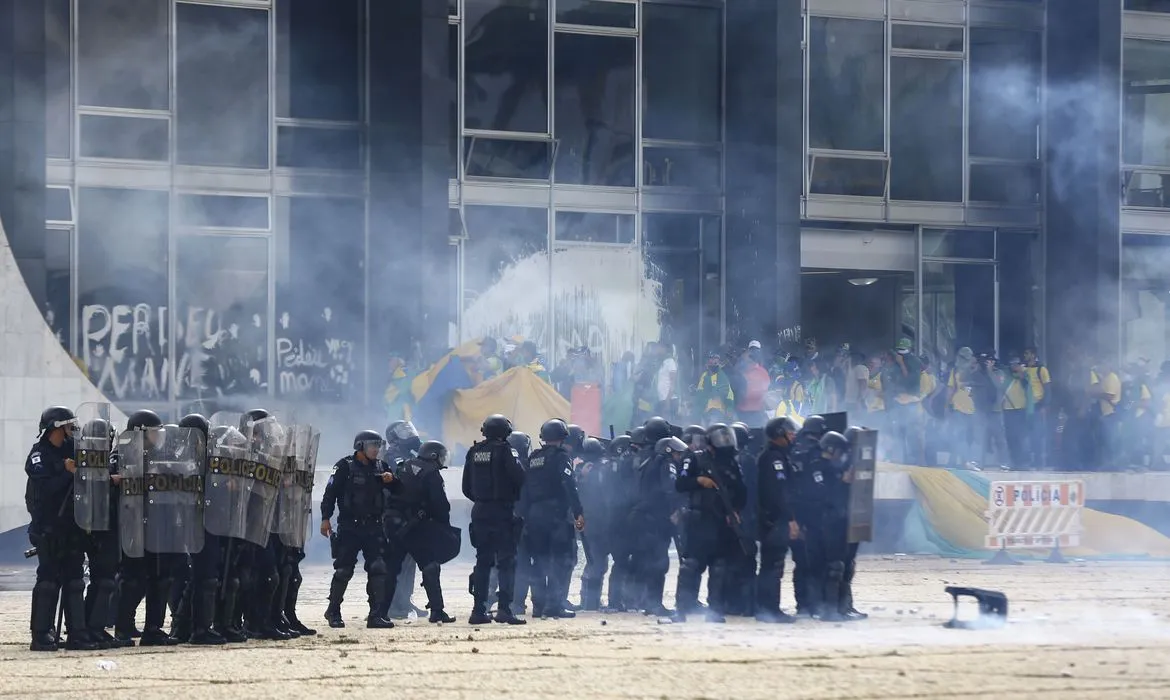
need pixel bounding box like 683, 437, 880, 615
985, 480, 1085, 550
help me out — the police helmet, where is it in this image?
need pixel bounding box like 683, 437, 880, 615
390, 420, 420, 443
628, 427, 647, 447
765, 416, 799, 442
730, 422, 751, 451
179, 413, 210, 439
481, 414, 513, 440
801, 415, 828, 438
643, 416, 672, 443
127, 409, 163, 431
385, 420, 406, 445
655, 436, 688, 456
539, 418, 570, 443
608, 434, 631, 457
843, 426, 863, 444
81, 418, 110, 441
240, 408, 271, 432
38, 406, 77, 435
819, 431, 851, 469
580, 437, 605, 460
353, 429, 385, 453
566, 424, 586, 452
706, 423, 738, 452
506, 431, 531, 459
418, 440, 449, 467
681, 425, 708, 451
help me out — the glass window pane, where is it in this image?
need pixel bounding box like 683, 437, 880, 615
809, 17, 884, 152
462, 206, 549, 344
922, 229, 995, 259
175, 235, 269, 399
809, 156, 887, 197
643, 3, 721, 142
969, 163, 1040, 205
891, 23, 963, 52
555, 211, 634, 243
46, 0, 71, 159
450, 21, 459, 178
276, 0, 361, 121
970, 29, 1041, 160
77, 0, 169, 110
77, 188, 170, 402
450, 0, 459, 17
178, 194, 270, 229
176, 3, 270, 168
45, 227, 72, 348
891, 57, 963, 202
553, 32, 635, 186
643, 146, 720, 189
556, 0, 636, 29
79, 115, 169, 161
464, 0, 549, 133
465, 137, 553, 179
1128, 0, 1170, 10
1124, 169, 1170, 208
46, 187, 73, 223
277, 197, 365, 400
1124, 39, 1170, 167
643, 213, 700, 248
276, 126, 363, 170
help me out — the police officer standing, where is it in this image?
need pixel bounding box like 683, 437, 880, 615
79, 416, 127, 648
173, 414, 227, 645
787, 414, 828, 616
576, 437, 613, 612
463, 415, 527, 625
501, 430, 532, 615
755, 417, 799, 623
605, 431, 640, 612
26, 406, 99, 652
629, 430, 680, 617
320, 430, 395, 629
383, 420, 426, 620
812, 431, 853, 622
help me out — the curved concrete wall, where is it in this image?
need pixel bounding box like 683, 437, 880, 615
0, 217, 125, 533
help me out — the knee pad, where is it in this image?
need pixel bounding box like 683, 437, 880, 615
334, 565, 355, 580
421, 562, 441, 580
289, 570, 303, 588
34, 580, 59, 598
366, 559, 387, 577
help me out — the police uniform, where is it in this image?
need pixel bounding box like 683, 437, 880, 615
673, 450, 745, 620
786, 430, 823, 615
576, 456, 616, 611
321, 454, 390, 625
462, 437, 526, 621
83, 440, 122, 645
756, 441, 796, 621
629, 450, 676, 615
380, 457, 452, 621
519, 444, 582, 617
605, 447, 642, 611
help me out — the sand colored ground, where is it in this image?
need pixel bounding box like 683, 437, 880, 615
0, 556, 1168, 699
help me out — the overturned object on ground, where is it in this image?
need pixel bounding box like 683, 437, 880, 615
943, 586, 1008, 629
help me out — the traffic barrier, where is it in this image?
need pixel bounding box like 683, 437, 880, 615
984, 480, 1085, 564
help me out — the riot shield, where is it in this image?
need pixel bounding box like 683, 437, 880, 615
241, 417, 284, 547
204, 425, 251, 541
117, 430, 146, 558
143, 425, 207, 554
209, 411, 244, 432
846, 429, 878, 544
278, 425, 319, 549
74, 402, 113, 532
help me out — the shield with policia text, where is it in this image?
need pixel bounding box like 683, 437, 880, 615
144, 425, 207, 554
204, 417, 251, 542
277, 424, 319, 549
241, 415, 286, 547
846, 428, 878, 543
74, 402, 114, 532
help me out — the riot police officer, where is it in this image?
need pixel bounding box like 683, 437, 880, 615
463, 414, 527, 625
26, 406, 99, 652
380, 440, 457, 624
839, 427, 868, 621
320, 430, 395, 629
756, 416, 799, 623
502, 431, 532, 614
604, 430, 641, 612
521, 420, 585, 619
383, 420, 425, 620
78, 415, 127, 648
629, 432, 680, 617
576, 437, 613, 611
725, 422, 758, 616
787, 414, 829, 616
811, 431, 852, 622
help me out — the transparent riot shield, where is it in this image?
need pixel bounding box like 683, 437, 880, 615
74, 402, 113, 532
143, 426, 207, 555
847, 429, 879, 544
209, 411, 244, 432
241, 417, 284, 547
278, 425, 319, 549
117, 430, 146, 558
204, 425, 251, 541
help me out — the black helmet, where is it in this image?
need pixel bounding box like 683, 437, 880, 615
628, 426, 647, 446
385, 420, 406, 444
418, 440, 449, 467
179, 413, 210, 438
127, 409, 162, 431
819, 431, 851, 469
539, 418, 570, 443
608, 434, 631, 457
38, 406, 77, 435
566, 424, 586, 452
81, 418, 110, 440
387, 420, 420, 444
643, 416, 672, 443
353, 429, 384, 453
655, 436, 688, 456
730, 422, 751, 450
765, 416, 799, 442
801, 415, 827, 438
481, 414, 513, 440
706, 423, 738, 452
240, 408, 271, 432
681, 425, 707, 451
844, 426, 863, 444
507, 431, 531, 458
580, 437, 604, 459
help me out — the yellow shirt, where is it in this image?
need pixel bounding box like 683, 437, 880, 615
1025, 365, 1050, 402
948, 370, 975, 415
773, 382, 807, 418
1090, 370, 1121, 416
866, 374, 885, 412
1002, 376, 1028, 411
1136, 384, 1152, 418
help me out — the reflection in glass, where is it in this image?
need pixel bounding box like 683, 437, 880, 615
808, 156, 887, 197
77, 188, 170, 402
462, 206, 549, 346
176, 236, 269, 399
556, 0, 636, 29
179, 194, 270, 230
891, 57, 963, 202
969, 163, 1040, 205
449, 22, 459, 177
808, 17, 885, 152
79, 115, 169, 162
1124, 39, 1170, 167
922, 262, 996, 362
1127, 0, 1170, 10
643, 213, 720, 376
554, 32, 635, 186
45, 227, 72, 350
555, 212, 634, 244
176, 3, 270, 168
464, 137, 553, 179
277, 126, 363, 170
46, 0, 71, 159
643, 146, 720, 189
77, 0, 169, 110
276, 0, 361, 121
46, 187, 73, 223
922, 229, 995, 259
891, 23, 963, 52
970, 29, 1041, 160
1124, 169, 1170, 208
464, 0, 549, 133
643, 3, 721, 142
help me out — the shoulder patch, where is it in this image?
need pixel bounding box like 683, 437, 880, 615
563, 466, 573, 477
30, 452, 42, 465
511, 449, 520, 460
330, 465, 339, 476
669, 464, 678, 476
773, 460, 783, 471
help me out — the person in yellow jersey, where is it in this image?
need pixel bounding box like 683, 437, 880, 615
946, 347, 979, 468
888, 340, 924, 464
1118, 361, 1153, 469
771, 360, 807, 419
1021, 347, 1050, 468
695, 352, 735, 423
863, 355, 887, 457
1090, 359, 1121, 469
918, 354, 944, 465
1000, 357, 1035, 469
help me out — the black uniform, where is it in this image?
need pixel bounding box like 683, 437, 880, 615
321, 454, 389, 622
380, 458, 452, 618
673, 451, 746, 618
83, 449, 121, 643
756, 441, 795, 619
726, 450, 759, 615
787, 430, 823, 614
606, 448, 642, 611
628, 451, 676, 614
790, 447, 842, 618
576, 457, 617, 611
519, 444, 582, 617
462, 438, 526, 617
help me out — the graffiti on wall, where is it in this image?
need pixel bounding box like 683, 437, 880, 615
275, 307, 357, 400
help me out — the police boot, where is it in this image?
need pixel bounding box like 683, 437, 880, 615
30, 581, 61, 652
169, 583, 193, 643
604, 569, 627, 613
818, 562, 846, 622
284, 573, 316, 636
365, 565, 394, 629
113, 578, 144, 645
271, 567, 298, 638
86, 578, 126, 647
216, 577, 247, 643
417, 563, 452, 623
580, 578, 602, 612
704, 565, 728, 624
325, 567, 350, 628
61, 579, 101, 651
838, 579, 868, 621
468, 566, 493, 625
251, 574, 291, 640
644, 574, 672, 617
140, 579, 181, 646
189, 580, 227, 645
